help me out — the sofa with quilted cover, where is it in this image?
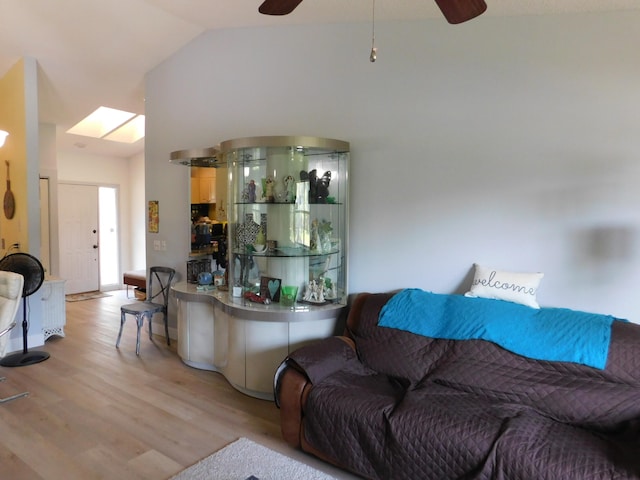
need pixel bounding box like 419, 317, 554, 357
274, 291, 640, 479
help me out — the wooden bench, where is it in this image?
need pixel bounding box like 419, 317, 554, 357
123, 270, 146, 298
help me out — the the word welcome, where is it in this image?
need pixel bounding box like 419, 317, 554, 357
472, 270, 537, 296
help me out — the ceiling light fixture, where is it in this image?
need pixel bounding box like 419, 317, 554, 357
369, 0, 377, 63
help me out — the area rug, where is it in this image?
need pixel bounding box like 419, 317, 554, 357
65, 291, 111, 302
170, 437, 337, 480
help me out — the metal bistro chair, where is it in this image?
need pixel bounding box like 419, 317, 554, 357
0, 271, 29, 403
116, 266, 175, 355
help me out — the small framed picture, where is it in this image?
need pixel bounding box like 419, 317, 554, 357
148, 200, 159, 233
260, 276, 281, 302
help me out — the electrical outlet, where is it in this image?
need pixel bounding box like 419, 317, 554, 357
153, 240, 161, 251
161, 240, 167, 251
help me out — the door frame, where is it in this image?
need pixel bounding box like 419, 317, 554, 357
58, 181, 122, 294
40, 169, 61, 278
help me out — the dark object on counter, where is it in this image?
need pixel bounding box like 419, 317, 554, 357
194, 222, 212, 248
198, 272, 213, 285
214, 224, 227, 270
186, 258, 211, 284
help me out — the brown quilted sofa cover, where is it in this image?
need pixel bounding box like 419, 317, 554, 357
275, 292, 640, 480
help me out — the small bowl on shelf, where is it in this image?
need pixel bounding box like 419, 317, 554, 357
253, 243, 266, 253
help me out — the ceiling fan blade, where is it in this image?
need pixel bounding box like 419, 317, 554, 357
433, 0, 487, 24
259, 0, 304, 16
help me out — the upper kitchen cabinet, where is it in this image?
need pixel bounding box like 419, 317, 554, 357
191, 167, 217, 204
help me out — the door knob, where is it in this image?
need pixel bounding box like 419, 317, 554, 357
93, 245, 99, 249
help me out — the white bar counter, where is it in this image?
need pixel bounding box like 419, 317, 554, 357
171, 282, 345, 400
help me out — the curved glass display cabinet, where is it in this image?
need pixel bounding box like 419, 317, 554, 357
172, 136, 349, 400
220, 136, 349, 309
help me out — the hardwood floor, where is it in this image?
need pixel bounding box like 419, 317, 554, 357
0, 290, 358, 480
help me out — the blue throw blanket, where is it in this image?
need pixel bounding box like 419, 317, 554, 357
378, 289, 619, 369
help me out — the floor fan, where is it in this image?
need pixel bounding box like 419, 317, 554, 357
0, 252, 49, 367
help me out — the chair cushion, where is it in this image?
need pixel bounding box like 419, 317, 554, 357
121, 301, 165, 315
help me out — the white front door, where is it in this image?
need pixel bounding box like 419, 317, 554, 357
59, 184, 100, 294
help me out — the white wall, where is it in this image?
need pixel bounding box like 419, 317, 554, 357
145, 11, 640, 323
128, 151, 146, 270
39, 122, 60, 278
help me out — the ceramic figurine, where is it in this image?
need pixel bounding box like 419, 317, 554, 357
316, 170, 331, 203
284, 175, 295, 203
247, 180, 256, 203
323, 277, 335, 300
310, 219, 319, 251
247, 256, 260, 286
308, 169, 317, 203
265, 177, 275, 202
255, 226, 266, 247
303, 279, 325, 303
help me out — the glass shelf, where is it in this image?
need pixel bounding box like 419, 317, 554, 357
233, 202, 343, 206
233, 247, 340, 258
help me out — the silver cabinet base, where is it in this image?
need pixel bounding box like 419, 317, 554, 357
173, 282, 343, 400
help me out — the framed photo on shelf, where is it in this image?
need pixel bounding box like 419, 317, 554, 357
260, 276, 281, 302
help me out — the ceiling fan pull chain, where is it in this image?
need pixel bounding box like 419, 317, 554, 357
370, 0, 377, 62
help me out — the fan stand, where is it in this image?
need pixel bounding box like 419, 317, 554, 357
0, 252, 50, 367
0, 295, 50, 367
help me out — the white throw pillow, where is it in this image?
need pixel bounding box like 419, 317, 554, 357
465, 264, 544, 309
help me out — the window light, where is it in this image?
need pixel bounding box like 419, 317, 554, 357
103, 115, 145, 143
66, 106, 144, 143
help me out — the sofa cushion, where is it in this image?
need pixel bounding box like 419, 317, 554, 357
485, 411, 640, 479
303, 370, 404, 479
428, 344, 640, 429
349, 293, 455, 386
385, 383, 508, 479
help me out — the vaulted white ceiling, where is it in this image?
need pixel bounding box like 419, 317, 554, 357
1, 0, 638, 157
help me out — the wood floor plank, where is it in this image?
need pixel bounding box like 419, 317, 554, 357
0, 439, 45, 480
0, 289, 357, 479
127, 448, 183, 479
79, 443, 150, 480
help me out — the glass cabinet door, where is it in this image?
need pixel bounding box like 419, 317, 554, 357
220, 136, 349, 307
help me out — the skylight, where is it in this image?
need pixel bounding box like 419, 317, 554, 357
103, 114, 145, 143
67, 106, 145, 143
